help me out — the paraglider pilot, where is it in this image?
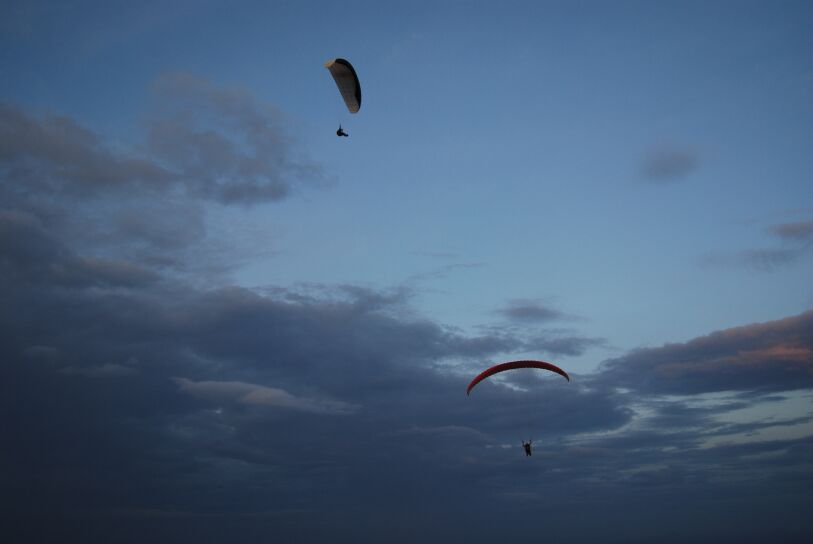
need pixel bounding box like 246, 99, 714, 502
325, 59, 359, 137
522, 440, 532, 457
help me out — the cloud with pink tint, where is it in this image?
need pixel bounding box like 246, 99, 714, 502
598, 310, 813, 394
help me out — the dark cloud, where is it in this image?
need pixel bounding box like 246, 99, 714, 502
3, 95, 812, 542
175, 378, 360, 415
598, 310, 813, 395
770, 220, 813, 241
3, 223, 813, 542
1, 80, 325, 280
1, 78, 326, 205
498, 298, 564, 322
3, 274, 628, 544
0, 188, 632, 537
0, 103, 175, 195
0, 209, 157, 288
640, 146, 699, 183
112, 203, 207, 251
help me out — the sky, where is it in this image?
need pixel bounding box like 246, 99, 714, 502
2, 1, 812, 542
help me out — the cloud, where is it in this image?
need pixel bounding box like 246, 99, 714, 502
21, 345, 60, 361
640, 146, 699, 183
770, 220, 813, 241
0, 103, 174, 195
389, 424, 492, 442
3, 91, 813, 540
1, 197, 633, 521
112, 203, 207, 251
1, 77, 326, 205
497, 298, 564, 322
61, 362, 139, 378
146, 73, 328, 204
175, 378, 359, 414
702, 219, 813, 272
597, 310, 813, 395
745, 220, 813, 270
740, 247, 808, 271
0, 208, 158, 287
1, 83, 329, 281
4, 221, 813, 542
485, 299, 605, 356
480, 298, 605, 357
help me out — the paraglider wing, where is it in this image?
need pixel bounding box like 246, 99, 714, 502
466, 360, 570, 395
325, 58, 361, 113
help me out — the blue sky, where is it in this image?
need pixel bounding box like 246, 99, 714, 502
2, 1, 813, 542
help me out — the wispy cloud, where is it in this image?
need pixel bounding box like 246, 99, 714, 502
640, 146, 699, 183
769, 220, 813, 242
702, 219, 813, 272
147, 73, 329, 204
524, 333, 607, 356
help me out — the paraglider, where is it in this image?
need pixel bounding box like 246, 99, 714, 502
467, 360, 571, 458
466, 360, 570, 396
325, 58, 361, 137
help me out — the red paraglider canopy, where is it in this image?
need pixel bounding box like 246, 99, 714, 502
466, 360, 570, 395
